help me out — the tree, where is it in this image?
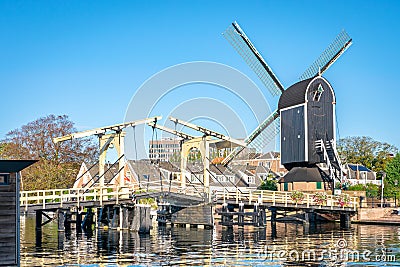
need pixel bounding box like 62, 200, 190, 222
258, 180, 277, 191
384, 153, 400, 198
347, 183, 380, 198
0, 115, 98, 190
338, 136, 398, 173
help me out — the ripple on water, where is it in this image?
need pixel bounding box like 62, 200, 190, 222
20, 217, 400, 267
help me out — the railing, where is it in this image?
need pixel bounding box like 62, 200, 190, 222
216, 189, 358, 211
135, 179, 205, 197
20, 181, 205, 211
20, 183, 358, 212
347, 179, 382, 186
20, 186, 132, 211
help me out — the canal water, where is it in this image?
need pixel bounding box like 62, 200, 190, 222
20, 215, 400, 266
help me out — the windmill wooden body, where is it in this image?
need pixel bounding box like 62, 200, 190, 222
222, 22, 352, 190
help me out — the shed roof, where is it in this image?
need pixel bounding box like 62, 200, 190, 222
278, 166, 328, 183
0, 160, 37, 173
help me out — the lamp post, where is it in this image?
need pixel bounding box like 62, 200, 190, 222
380, 172, 386, 208
395, 180, 398, 207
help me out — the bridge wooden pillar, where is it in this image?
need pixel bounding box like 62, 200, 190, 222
340, 213, 351, 229
76, 208, 83, 233
238, 203, 244, 226
35, 210, 42, 247
199, 137, 211, 202
57, 210, 65, 232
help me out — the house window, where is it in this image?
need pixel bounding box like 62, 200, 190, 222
227, 176, 235, 183
0, 173, 10, 185
313, 84, 324, 102
316, 181, 322, 190
247, 176, 255, 184
284, 183, 289, 191
217, 175, 225, 182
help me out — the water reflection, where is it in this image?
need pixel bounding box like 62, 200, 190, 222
20, 215, 400, 266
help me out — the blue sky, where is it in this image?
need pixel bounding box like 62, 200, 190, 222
1, 0, 400, 159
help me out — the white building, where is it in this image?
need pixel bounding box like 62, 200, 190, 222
149, 138, 181, 162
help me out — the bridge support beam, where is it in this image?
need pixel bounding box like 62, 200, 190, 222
57, 210, 65, 232
76, 208, 82, 233
238, 203, 244, 226
64, 210, 72, 232
340, 213, 351, 229
304, 211, 316, 226
35, 210, 42, 247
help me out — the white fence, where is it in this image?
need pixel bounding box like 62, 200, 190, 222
216, 189, 358, 210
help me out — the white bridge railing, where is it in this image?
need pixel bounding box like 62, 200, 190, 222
20, 183, 358, 212
216, 189, 358, 211
20, 186, 133, 211
19, 180, 205, 211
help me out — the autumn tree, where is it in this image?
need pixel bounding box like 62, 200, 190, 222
0, 115, 98, 190
337, 136, 398, 173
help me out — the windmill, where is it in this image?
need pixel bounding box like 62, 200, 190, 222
221, 22, 352, 187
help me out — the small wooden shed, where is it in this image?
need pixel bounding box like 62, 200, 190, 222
278, 166, 330, 192
0, 160, 36, 267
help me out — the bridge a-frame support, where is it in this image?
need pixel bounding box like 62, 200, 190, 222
181, 136, 212, 200
98, 132, 126, 187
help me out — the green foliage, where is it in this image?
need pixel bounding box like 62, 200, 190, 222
347, 183, 380, 198
365, 184, 380, 198
338, 136, 398, 173
347, 184, 365, 191
258, 180, 277, 191
169, 152, 181, 163
384, 153, 400, 198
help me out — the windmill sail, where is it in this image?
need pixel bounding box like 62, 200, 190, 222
222, 110, 280, 165
223, 22, 285, 96
300, 30, 352, 81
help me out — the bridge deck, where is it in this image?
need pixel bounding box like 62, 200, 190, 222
20, 185, 358, 213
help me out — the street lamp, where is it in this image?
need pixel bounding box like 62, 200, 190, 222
380, 172, 386, 208
395, 180, 398, 207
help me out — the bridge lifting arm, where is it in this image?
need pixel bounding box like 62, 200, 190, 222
53, 116, 162, 143
52, 116, 161, 189
169, 116, 247, 147
147, 122, 196, 140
